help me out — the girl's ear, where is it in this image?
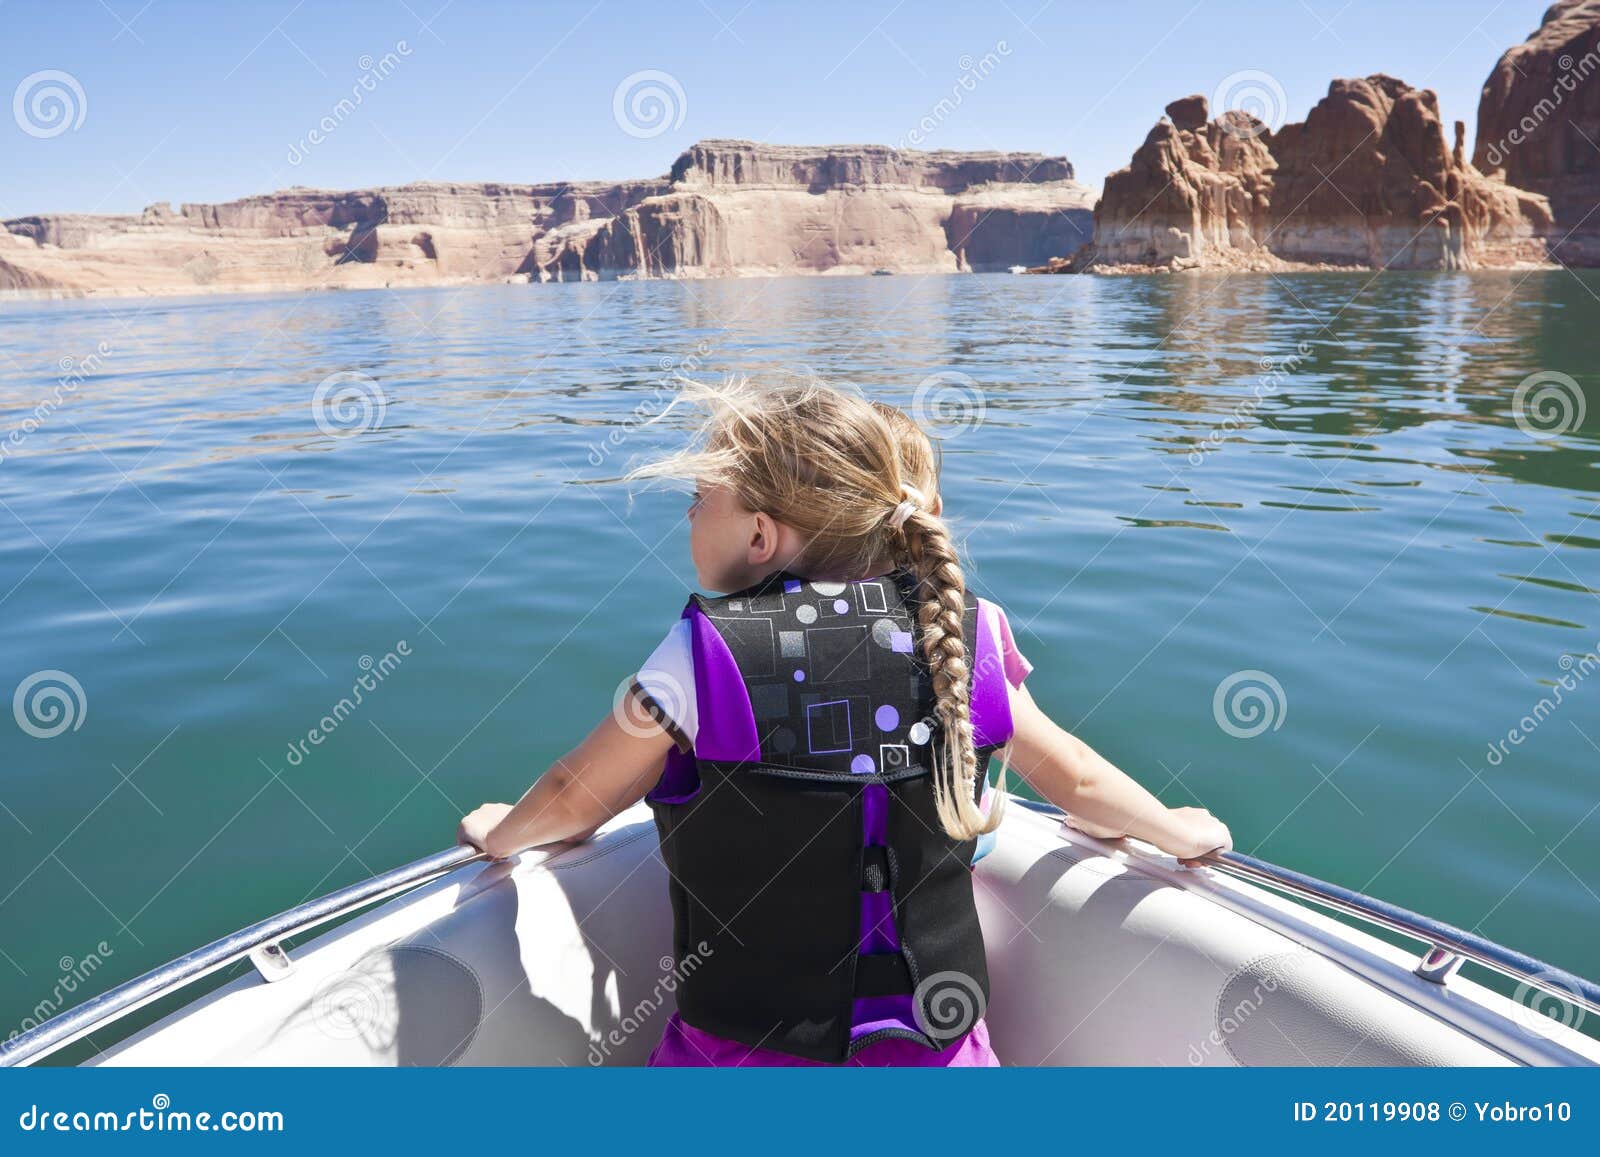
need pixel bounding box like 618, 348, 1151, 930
746, 510, 779, 564
931, 493, 944, 518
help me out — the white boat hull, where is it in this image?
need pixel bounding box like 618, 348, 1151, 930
86, 801, 1600, 1066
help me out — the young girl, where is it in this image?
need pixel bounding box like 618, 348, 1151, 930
457, 378, 1232, 1067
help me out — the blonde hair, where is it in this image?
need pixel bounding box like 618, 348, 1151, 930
625, 377, 1003, 841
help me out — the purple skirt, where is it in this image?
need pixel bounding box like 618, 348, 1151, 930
647, 1013, 1000, 1067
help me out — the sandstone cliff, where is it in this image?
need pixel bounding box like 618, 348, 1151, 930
1063, 76, 1551, 273
1, 141, 1094, 297
1475, 0, 1600, 264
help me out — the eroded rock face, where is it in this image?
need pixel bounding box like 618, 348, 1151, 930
1475, 0, 1600, 264
1, 140, 1095, 296
1076, 77, 1551, 272
1089, 98, 1276, 269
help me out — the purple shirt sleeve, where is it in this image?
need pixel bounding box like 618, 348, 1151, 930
977, 597, 1033, 688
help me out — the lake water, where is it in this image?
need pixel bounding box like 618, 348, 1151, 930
1, 271, 1597, 1056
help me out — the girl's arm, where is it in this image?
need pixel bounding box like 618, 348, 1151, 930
457, 703, 675, 860
1002, 681, 1231, 864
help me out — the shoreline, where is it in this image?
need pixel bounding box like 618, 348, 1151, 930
0, 260, 1579, 306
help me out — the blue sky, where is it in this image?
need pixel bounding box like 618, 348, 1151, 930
0, 0, 1554, 217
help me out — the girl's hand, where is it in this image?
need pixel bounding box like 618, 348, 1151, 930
1064, 806, 1231, 866
457, 802, 515, 859
1167, 806, 1232, 867
1062, 813, 1126, 840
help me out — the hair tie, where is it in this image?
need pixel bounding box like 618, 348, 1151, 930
886, 484, 926, 530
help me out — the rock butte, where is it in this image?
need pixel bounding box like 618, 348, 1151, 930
0, 140, 1095, 298
1047, 74, 1554, 274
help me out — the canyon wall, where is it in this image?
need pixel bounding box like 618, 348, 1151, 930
1475, 0, 1600, 264
0, 141, 1094, 297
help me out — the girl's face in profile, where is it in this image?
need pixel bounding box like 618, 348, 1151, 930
688, 481, 805, 593
687, 482, 755, 593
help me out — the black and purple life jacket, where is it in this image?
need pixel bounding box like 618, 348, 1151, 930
643, 566, 1016, 1063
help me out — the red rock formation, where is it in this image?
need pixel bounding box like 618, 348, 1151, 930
1074, 77, 1549, 272
1475, 0, 1600, 263
1088, 98, 1276, 269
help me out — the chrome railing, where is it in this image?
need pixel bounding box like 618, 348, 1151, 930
1016, 797, 1600, 1023
0, 843, 488, 1068
5, 800, 1597, 1067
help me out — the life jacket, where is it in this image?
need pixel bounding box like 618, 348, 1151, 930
645, 566, 1013, 1063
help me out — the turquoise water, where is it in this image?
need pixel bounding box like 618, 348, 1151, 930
1, 272, 1597, 1053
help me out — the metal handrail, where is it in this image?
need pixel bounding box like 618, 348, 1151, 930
6, 800, 1598, 1067
0, 843, 488, 1068
1015, 797, 1600, 1022
1207, 848, 1600, 1017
